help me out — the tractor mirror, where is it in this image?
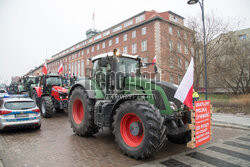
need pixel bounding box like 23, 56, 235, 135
100, 57, 108, 67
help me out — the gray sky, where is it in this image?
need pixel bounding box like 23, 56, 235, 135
0, 0, 249, 84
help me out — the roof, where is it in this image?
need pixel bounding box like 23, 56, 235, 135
3, 97, 33, 102
91, 52, 139, 61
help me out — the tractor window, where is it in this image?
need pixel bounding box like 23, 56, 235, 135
92, 60, 111, 77
117, 58, 140, 75
46, 77, 62, 86
26, 78, 35, 84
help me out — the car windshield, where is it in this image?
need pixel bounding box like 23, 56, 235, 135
5, 101, 36, 110
0, 89, 6, 93
117, 57, 140, 75
46, 77, 62, 86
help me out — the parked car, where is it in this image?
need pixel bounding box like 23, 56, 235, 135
0, 89, 8, 97
0, 94, 41, 130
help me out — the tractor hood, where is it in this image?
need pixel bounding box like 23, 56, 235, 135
152, 80, 182, 108
52, 86, 68, 94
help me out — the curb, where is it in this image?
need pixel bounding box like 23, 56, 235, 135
212, 122, 250, 130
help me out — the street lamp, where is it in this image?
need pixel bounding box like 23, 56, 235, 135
187, 0, 208, 100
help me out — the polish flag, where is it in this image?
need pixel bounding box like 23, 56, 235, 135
58, 63, 63, 74
152, 56, 156, 63
174, 57, 194, 109
42, 62, 47, 75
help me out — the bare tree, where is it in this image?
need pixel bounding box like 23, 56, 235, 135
185, 11, 240, 89
211, 37, 250, 94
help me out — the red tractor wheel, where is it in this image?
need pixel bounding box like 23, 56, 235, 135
72, 99, 84, 124
120, 113, 144, 147
113, 100, 166, 159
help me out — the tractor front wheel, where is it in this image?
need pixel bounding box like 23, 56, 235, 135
68, 87, 99, 136
113, 100, 166, 159
41, 96, 54, 118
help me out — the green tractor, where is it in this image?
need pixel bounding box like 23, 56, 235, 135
18, 76, 38, 97
68, 50, 191, 159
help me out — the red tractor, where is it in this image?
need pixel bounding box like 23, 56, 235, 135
32, 74, 68, 118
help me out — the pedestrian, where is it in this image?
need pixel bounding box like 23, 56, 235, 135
192, 89, 199, 105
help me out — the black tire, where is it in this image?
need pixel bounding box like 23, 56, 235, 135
41, 96, 55, 118
32, 91, 40, 108
68, 87, 99, 136
34, 124, 41, 129
113, 100, 167, 159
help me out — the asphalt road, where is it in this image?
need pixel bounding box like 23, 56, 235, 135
0, 112, 249, 167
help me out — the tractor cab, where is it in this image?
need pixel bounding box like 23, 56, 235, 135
90, 50, 141, 94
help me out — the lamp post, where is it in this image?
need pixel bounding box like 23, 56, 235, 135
187, 0, 208, 100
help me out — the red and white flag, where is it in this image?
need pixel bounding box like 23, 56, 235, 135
174, 57, 194, 109
58, 63, 63, 74
42, 61, 47, 75
152, 56, 156, 63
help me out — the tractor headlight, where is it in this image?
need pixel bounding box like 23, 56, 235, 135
169, 101, 178, 111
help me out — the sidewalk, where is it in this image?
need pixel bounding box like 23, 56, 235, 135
212, 113, 250, 129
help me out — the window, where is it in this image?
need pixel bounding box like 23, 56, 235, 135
141, 40, 147, 52
132, 30, 136, 38
87, 58, 89, 65
177, 30, 181, 38
142, 27, 146, 35
75, 61, 77, 75
123, 46, 128, 54
82, 50, 84, 55
81, 60, 84, 76
78, 60, 80, 76
185, 60, 189, 70
169, 40, 173, 51
177, 43, 181, 53
78, 52, 80, 57
123, 34, 127, 41
132, 43, 137, 54
91, 47, 94, 52
178, 57, 182, 69
184, 45, 188, 54
71, 62, 74, 74
115, 37, 119, 44
97, 44, 99, 50
69, 56, 71, 60
102, 42, 105, 48
169, 56, 174, 68
170, 74, 174, 84
239, 34, 246, 40
109, 40, 112, 46
178, 75, 183, 84
87, 48, 89, 54
142, 57, 148, 63
169, 27, 173, 35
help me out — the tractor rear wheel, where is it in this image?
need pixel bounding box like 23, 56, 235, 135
113, 100, 166, 159
68, 87, 99, 136
41, 96, 54, 118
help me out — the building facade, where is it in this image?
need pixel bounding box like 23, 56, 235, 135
28, 10, 194, 85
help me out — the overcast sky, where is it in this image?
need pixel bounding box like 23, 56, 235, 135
0, 0, 249, 84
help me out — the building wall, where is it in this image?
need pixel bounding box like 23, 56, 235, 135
29, 10, 193, 84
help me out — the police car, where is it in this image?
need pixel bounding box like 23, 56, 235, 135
0, 94, 41, 130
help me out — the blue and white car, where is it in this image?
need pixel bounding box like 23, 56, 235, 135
0, 94, 41, 130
